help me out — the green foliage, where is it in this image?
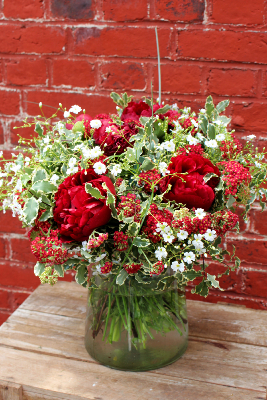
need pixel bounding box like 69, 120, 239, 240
23, 197, 39, 224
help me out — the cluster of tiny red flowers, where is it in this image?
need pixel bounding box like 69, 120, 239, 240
219, 161, 251, 196
117, 193, 141, 222
177, 144, 204, 156
115, 178, 123, 187
172, 216, 199, 235
31, 230, 69, 265
211, 210, 239, 235
150, 261, 165, 276
143, 204, 173, 243
181, 117, 198, 135
28, 210, 51, 240
101, 261, 113, 274
220, 136, 242, 160
138, 169, 161, 193
87, 233, 108, 249
123, 263, 142, 274
114, 231, 129, 251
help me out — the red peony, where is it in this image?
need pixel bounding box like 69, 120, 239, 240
93, 120, 138, 156
159, 154, 220, 211
53, 169, 116, 242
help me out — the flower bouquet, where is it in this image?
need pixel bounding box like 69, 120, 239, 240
1, 93, 266, 371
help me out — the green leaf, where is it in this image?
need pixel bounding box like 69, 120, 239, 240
183, 270, 202, 281
203, 172, 218, 184
54, 264, 64, 278
85, 183, 105, 199
116, 269, 128, 285
39, 209, 52, 222
128, 222, 139, 236
23, 197, 39, 224
118, 180, 127, 194
213, 236, 222, 247
75, 265, 87, 285
216, 100, 230, 114
235, 256, 241, 269
217, 115, 231, 126
34, 262, 45, 276
31, 180, 57, 193
193, 280, 209, 297
207, 273, 221, 289
35, 122, 43, 136
140, 157, 155, 171
126, 148, 136, 162
139, 116, 150, 126
207, 123, 216, 140
21, 174, 31, 186
110, 92, 124, 107
205, 96, 215, 118
154, 105, 171, 114
33, 169, 47, 183
199, 115, 208, 134
132, 237, 150, 247
227, 194, 236, 208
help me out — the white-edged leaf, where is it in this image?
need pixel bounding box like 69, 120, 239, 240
85, 183, 105, 199
34, 262, 45, 276
54, 264, 64, 278
126, 147, 136, 162
207, 273, 221, 289
140, 157, 155, 171
35, 122, 43, 136
33, 169, 47, 183
207, 123, 216, 139
31, 180, 57, 193
203, 173, 218, 183
75, 265, 87, 285
132, 237, 150, 247
216, 100, 230, 114
227, 194, 235, 208
23, 197, 39, 224
39, 209, 52, 222
154, 105, 171, 114
116, 268, 128, 285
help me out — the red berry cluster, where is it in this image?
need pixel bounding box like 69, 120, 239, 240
220, 135, 242, 160
101, 261, 113, 274
211, 210, 239, 235
176, 144, 204, 156
88, 233, 108, 249
115, 178, 123, 187
143, 204, 173, 243
219, 161, 251, 196
28, 210, 51, 240
114, 231, 129, 251
150, 261, 165, 276
123, 263, 142, 274
31, 230, 69, 265
117, 193, 141, 221
181, 117, 198, 135
138, 169, 161, 193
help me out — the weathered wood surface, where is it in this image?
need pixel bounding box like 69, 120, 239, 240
0, 281, 266, 400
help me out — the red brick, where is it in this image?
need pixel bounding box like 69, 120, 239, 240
0, 262, 39, 290
154, 0, 204, 22
0, 288, 9, 310
0, 237, 7, 259
103, 0, 147, 21
178, 30, 267, 64
10, 290, 30, 311
6, 59, 47, 86
207, 69, 257, 97
226, 235, 267, 265
154, 63, 202, 94
234, 206, 250, 233
73, 27, 171, 58
0, 310, 11, 325
211, 0, 264, 25
231, 103, 267, 132
51, 0, 94, 20
3, 0, 44, 19
52, 59, 95, 88
0, 211, 25, 235
0, 90, 20, 115
0, 25, 66, 54
26, 91, 115, 118
100, 62, 146, 91
243, 269, 267, 297
10, 120, 37, 146
0, 121, 4, 144
11, 238, 36, 263
251, 208, 267, 235
260, 71, 267, 97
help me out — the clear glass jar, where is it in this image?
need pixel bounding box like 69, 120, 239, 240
84, 275, 188, 371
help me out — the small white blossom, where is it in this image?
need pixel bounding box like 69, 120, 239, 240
205, 139, 218, 148
14, 179, 22, 192
255, 161, 261, 168
171, 261, 185, 273
183, 251, 195, 264
192, 239, 204, 249
43, 145, 52, 153
155, 247, 168, 261
56, 122, 65, 135
87, 146, 103, 160
247, 134, 256, 140
162, 140, 175, 152
195, 208, 206, 220
162, 232, 175, 243
64, 111, 70, 118
187, 135, 200, 145
43, 136, 50, 144
66, 166, 78, 175
10, 164, 21, 174
204, 229, 217, 241
196, 132, 205, 142
90, 119, 102, 129
156, 222, 171, 234
95, 253, 107, 262
171, 103, 179, 111
68, 157, 77, 167
0, 151, 3, 158
110, 164, 122, 177
69, 105, 82, 114
24, 157, 30, 166
50, 174, 60, 185
39, 102, 42, 107
158, 162, 170, 176
105, 126, 113, 133
93, 162, 106, 175
0, 179, 3, 188
92, 264, 102, 276
177, 230, 188, 240
191, 119, 198, 129
216, 133, 225, 141
2, 198, 10, 214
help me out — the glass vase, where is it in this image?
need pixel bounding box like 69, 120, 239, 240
84, 274, 188, 371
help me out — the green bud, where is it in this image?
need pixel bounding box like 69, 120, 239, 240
72, 121, 85, 134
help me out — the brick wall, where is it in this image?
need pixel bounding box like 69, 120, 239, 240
0, 0, 267, 324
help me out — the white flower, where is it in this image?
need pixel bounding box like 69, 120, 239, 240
39, 102, 42, 107
64, 111, 70, 118
216, 133, 225, 141
196, 132, 204, 142
43, 145, 52, 153
156, 222, 171, 234
155, 247, 168, 261
177, 230, 188, 240
158, 162, 170, 176
183, 251, 195, 264
110, 164, 122, 177
204, 229, 217, 241
200, 108, 206, 114
43, 136, 50, 144
171, 103, 178, 111
95, 253, 107, 262
0, 151, 3, 158
191, 119, 198, 129
56, 122, 65, 135
173, 120, 182, 130
24, 157, 30, 166
105, 126, 113, 133
93, 162, 106, 175
162, 232, 175, 243
92, 264, 102, 276
69, 105, 82, 114
90, 119, 102, 129
247, 134, 256, 140
0, 179, 3, 188
50, 174, 60, 185
10, 164, 21, 174
171, 261, 185, 273
195, 208, 206, 220
68, 157, 77, 167
255, 161, 261, 168
2, 198, 10, 214
162, 140, 175, 152
192, 239, 204, 249
87, 146, 103, 160
82, 241, 88, 251
205, 139, 218, 148
66, 166, 78, 175
14, 179, 22, 192
187, 135, 199, 145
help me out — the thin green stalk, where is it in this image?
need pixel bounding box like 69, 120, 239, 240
102, 293, 112, 341
155, 27, 161, 105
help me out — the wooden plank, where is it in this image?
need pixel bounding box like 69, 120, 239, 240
0, 346, 264, 400
0, 380, 23, 400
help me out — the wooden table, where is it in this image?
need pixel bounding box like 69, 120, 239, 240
0, 281, 266, 400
